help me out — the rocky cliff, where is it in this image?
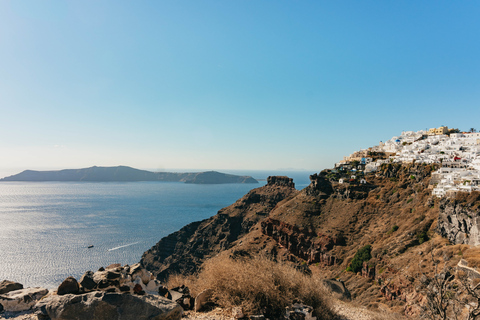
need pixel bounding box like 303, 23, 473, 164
140, 162, 480, 315
437, 191, 480, 245
140, 176, 298, 281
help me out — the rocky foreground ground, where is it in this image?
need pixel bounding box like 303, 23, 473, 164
0, 261, 407, 320
0, 301, 403, 320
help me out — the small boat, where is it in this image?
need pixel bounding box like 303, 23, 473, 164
88, 245, 94, 249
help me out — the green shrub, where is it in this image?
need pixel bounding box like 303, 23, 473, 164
407, 198, 413, 203
387, 225, 399, 234
349, 245, 372, 273
417, 231, 429, 244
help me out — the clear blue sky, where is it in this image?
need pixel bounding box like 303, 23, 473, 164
1, 1, 479, 174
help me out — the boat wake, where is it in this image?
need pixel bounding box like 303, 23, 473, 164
107, 242, 140, 251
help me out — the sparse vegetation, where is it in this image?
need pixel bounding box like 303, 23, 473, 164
414, 214, 426, 223
416, 247, 480, 320
166, 255, 336, 319
417, 231, 429, 244
349, 244, 372, 273
387, 225, 399, 234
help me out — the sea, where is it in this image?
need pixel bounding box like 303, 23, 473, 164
0, 170, 313, 289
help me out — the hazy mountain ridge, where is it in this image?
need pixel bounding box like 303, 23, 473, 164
0, 166, 258, 184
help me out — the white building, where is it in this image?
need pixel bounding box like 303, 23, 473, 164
341, 128, 480, 198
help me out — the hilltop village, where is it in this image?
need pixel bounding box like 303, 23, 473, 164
336, 126, 480, 197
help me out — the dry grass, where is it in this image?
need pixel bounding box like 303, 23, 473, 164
166, 254, 337, 319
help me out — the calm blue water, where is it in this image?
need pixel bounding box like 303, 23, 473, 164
0, 171, 313, 289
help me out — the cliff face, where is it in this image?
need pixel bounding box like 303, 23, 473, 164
141, 162, 480, 314
437, 192, 480, 245
140, 176, 298, 281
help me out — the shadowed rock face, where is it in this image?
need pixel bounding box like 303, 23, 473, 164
260, 218, 343, 265
140, 176, 298, 281
437, 192, 480, 245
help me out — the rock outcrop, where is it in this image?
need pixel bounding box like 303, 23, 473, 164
0, 287, 48, 312
260, 218, 341, 265
322, 279, 351, 301
141, 176, 298, 281
0, 280, 23, 295
437, 191, 480, 245
57, 276, 80, 295
35, 291, 183, 320
70, 263, 163, 295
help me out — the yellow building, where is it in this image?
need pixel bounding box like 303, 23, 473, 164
428, 126, 449, 135
435, 126, 449, 135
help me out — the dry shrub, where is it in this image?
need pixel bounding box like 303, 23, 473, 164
462, 247, 480, 268
455, 190, 480, 205
168, 254, 337, 319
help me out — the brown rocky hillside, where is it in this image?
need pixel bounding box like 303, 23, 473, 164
140, 163, 480, 316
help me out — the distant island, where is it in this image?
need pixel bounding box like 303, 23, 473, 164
0, 166, 258, 184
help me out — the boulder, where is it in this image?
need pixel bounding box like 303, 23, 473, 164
79, 271, 97, 291
93, 270, 122, 291
285, 303, 316, 320
322, 279, 351, 301
35, 291, 183, 320
233, 306, 244, 319
0, 280, 23, 294
158, 286, 172, 299
0, 287, 48, 312
146, 279, 162, 292
168, 289, 183, 302
194, 288, 212, 312
134, 284, 145, 295
169, 286, 193, 310
130, 263, 153, 284
106, 263, 121, 270
57, 276, 79, 295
